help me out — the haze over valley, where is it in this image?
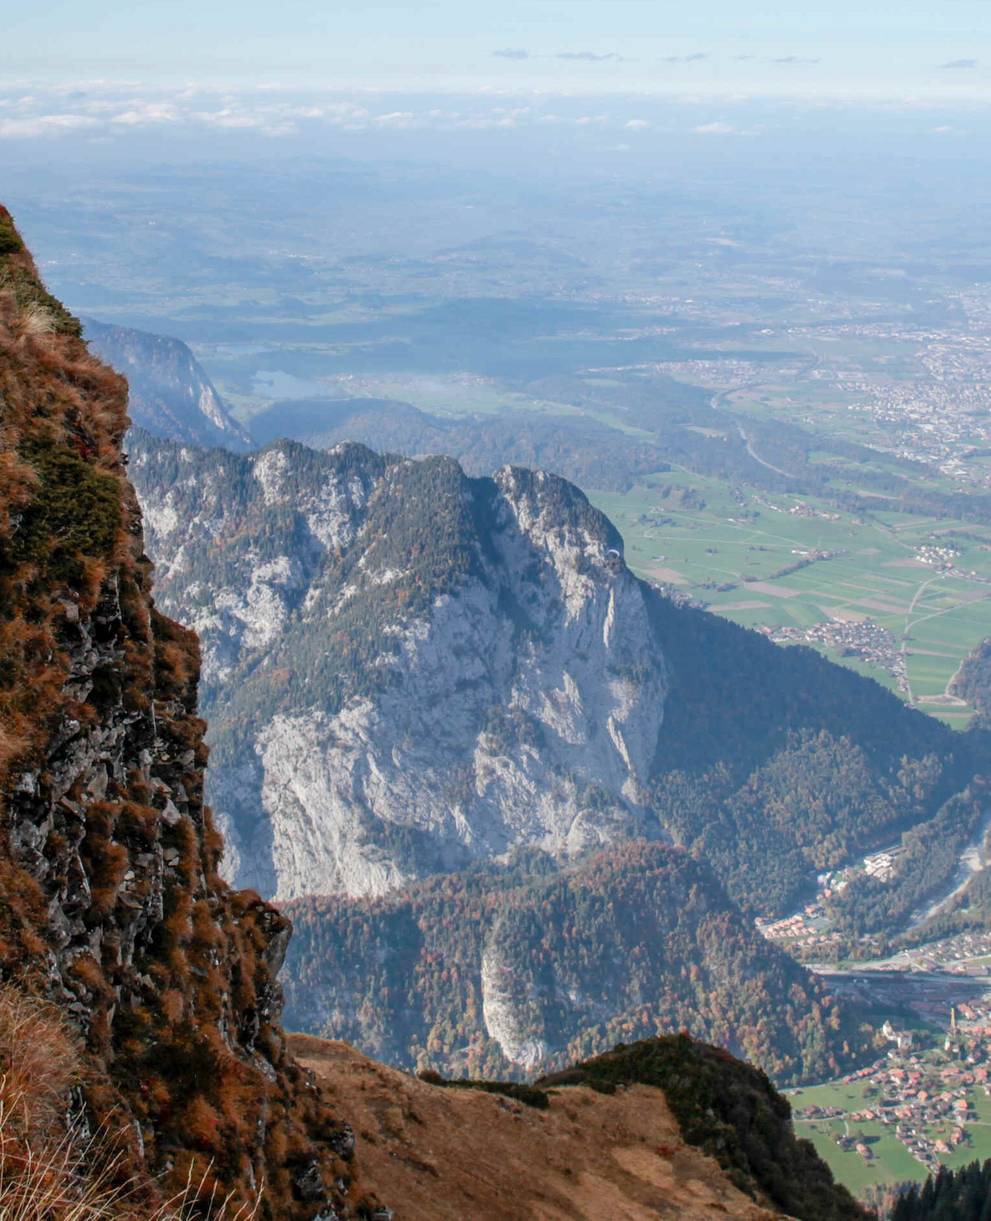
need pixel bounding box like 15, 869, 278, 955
12, 87, 991, 726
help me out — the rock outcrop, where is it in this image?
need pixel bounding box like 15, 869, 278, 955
130, 425, 976, 923
85, 317, 252, 449
130, 432, 667, 899
0, 207, 380, 1217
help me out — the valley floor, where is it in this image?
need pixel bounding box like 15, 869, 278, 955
289, 1035, 781, 1221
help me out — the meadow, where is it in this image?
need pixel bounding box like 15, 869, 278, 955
592, 473, 991, 727
791, 1075, 991, 1196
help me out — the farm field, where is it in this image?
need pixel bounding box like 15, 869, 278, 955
790, 1074, 991, 1197
591, 472, 991, 726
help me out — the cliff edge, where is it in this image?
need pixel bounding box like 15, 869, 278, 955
0, 207, 381, 1216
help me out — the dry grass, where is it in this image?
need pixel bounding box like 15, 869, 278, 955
0, 986, 263, 1220
11, 302, 57, 341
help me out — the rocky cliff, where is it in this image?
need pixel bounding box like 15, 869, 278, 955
85, 318, 252, 450
0, 208, 381, 1217
129, 430, 668, 900
130, 427, 978, 924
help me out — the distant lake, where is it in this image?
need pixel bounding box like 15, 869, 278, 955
252, 370, 328, 399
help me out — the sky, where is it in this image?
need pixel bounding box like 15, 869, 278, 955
3, 0, 991, 100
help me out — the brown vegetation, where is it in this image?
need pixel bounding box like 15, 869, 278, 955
290, 1034, 783, 1221
0, 205, 383, 1217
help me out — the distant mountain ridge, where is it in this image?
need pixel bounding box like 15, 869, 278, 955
248, 394, 673, 491
129, 428, 982, 931
84, 318, 252, 449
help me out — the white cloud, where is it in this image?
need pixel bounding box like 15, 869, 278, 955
456, 115, 517, 128
0, 113, 99, 138
323, 101, 370, 121
111, 102, 180, 126
195, 109, 260, 129
625, 118, 649, 129
693, 120, 736, 134
373, 111, 416, 128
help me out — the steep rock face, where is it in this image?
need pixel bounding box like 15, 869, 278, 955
130, 431, 667, 899
130, 427, 978, 925
85, 318, 252, 449
0, 208, 379, 1218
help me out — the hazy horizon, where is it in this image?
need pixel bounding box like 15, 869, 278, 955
4, 0, 991, 101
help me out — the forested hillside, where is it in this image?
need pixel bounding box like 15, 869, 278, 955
646, 589, 985, 918
953, 638, 991, 729
282, 841, 873, 1085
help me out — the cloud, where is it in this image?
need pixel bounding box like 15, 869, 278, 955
625, 118, 649, 129
770, 56, 821, 65
692, 119, 763, 136
661, 53, 708, 63
940, 58, 978, 69
195, 109, 263, 129
373, 111, 416, 128
456, 115, 517, 129
492, 48, 529, 60
0, 113, 100, 138
556, 51, 625, 63
111, 102, 180, 126
318, 101, 370, 123
456, 104, 530, 130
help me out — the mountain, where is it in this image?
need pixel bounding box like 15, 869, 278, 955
247, 394, 673, 492
281, 841, 872, 1085
952, 637, 991, 729
0, 205, 879, 1220
84, 317, 252, 449
0, 208, 384, 1216
291, 1033, 869, 1221
129, 427, 981, 929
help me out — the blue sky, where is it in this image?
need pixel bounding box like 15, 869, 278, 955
4, 0, 991, 98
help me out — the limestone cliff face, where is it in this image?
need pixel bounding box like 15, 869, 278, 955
0, 208, 381, 1218
130, 431, 667, 899
85, 318, 252, 450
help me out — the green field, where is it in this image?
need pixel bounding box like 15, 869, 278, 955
789, 1076, 991, 1197
591, 472, 991, 727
